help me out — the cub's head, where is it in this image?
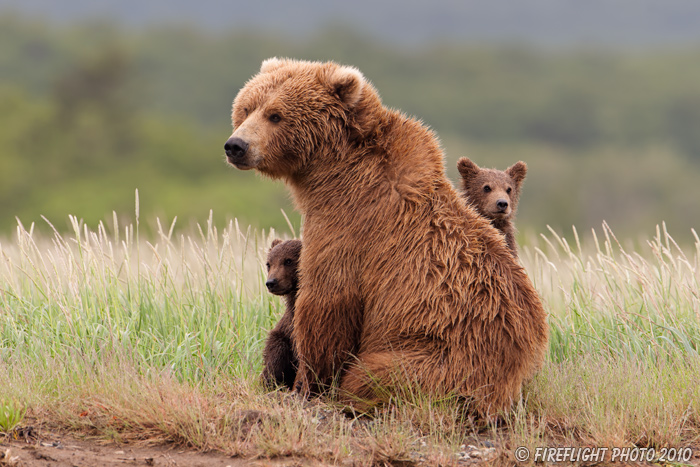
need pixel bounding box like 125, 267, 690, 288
265, 238, 302, 296
224, 58, 367, 179
457, 157, 527, 221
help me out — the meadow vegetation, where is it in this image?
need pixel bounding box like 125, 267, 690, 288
1, 208, 698, 464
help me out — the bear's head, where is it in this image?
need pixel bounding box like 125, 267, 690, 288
265, 238, 302, 296
456, 157, 527, 221
224, 58, 370, 179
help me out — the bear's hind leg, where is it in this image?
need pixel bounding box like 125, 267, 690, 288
338, 350, 438, 413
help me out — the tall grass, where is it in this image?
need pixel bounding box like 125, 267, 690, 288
520, 222, 700, 451
525, 222, 700, 362
1, 211, 699, 463
0, 210, 277, 383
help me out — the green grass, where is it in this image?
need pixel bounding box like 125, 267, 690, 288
527, 222, 700, 364
0, 399, 26, 434
1, 209, 274, 381
1, 211, 699, 464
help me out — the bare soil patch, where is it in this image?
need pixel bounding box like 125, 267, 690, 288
0, 427, 314, 467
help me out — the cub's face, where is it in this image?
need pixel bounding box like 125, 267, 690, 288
265, 239, 302, 296
470, 171, 517, 220
457, 158, 527, 221
224, 58, 365, 179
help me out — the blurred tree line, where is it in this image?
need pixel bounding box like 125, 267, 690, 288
1, 15, 699, 240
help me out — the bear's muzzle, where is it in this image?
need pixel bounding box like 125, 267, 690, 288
224, 137, 249, 161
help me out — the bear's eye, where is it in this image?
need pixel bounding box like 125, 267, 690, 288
269, 113, 282, 123
243, 108, 249, 117
483, 185, 491, 193
284, 258, 293, 266
506, 187, 512, 194
265, 262, 270, 270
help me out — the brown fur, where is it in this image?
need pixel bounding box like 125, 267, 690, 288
225, 58, 548, 417
457, 157, 527, 257
261, 238, 301, 390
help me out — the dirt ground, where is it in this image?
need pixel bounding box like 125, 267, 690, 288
0, 428, 317, 467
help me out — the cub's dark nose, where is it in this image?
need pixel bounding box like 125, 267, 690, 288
496, 199, 509, 211
265, 278, 278, 291
224, 137, 249, 159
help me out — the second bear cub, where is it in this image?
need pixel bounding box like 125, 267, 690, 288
457, 157, 527, 257
262, 238, 302, 390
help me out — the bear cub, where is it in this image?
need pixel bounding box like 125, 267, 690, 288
261, 238, 302, 390
457, 157, 527, 257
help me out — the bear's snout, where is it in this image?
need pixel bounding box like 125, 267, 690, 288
265, 278, 278, 291
224, 137, 249, 160
496, 199, 509, 212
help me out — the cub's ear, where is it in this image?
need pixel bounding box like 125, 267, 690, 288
327, 65, 365, 109
260, 57, 289, 74
506, 161, 528, 187
270, 238, 283, 249
456, 157, 480, 181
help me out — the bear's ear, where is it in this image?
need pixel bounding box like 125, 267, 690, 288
327, 65, 365, 109
456, 157, 480, 181
270, 238, 283, 249
260, 57, 288, 74
506, 161, 528, 187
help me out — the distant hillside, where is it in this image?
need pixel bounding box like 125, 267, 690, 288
2, 16, 700, 240
2, 0, 700, 46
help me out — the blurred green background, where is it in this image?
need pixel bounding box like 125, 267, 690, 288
1, 1, 699, 241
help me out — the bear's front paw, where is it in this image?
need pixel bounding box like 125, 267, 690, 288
260, 368, 275, 389
293, 377, 310, 399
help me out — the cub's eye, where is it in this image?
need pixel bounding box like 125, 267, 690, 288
506, 187, 512, 194
265, 262, 270, 270
243, 108, 249, 117
284, 258, 293, 266
269, 113, 281, 123
483, 185, 491, 193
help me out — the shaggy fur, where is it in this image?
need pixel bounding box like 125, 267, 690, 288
224, 58, 548, 416
457, 157, 527, 257
261, 239, 302, 390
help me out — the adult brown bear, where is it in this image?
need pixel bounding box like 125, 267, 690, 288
225, 58, 548, 416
